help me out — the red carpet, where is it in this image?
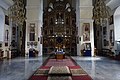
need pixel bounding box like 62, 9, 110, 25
45, 59, 75, 66
29, 56, 92, 80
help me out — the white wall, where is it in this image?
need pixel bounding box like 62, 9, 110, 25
114, 6, 120, 55
26, 0, 43, 56
80, 0, 94, 56
77, 0, 94, 56
76, 0, 81, 56
114, 15, 120, 41
0, 7, 5, 42
0, 0, 13, 58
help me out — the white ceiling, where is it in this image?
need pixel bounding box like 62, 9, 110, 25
1, 0, 120, 11
105, 0, 120, 10
0, 0, 13, 10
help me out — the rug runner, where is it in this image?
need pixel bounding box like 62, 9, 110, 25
29, 56, 92, 80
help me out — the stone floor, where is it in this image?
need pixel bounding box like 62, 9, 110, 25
72, 56, 120, 80
0, 56, 120, 80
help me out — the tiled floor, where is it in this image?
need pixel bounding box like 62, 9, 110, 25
0, 56, 48, 80
0, 56, 120, 80
72, 56, 120, 80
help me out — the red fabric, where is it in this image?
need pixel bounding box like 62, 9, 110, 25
39, 66, 51, 69
30, 76, 92, 80
72, 76, 92, 80
29, 76, 47, 80
68, 66, 81, 69
29, 57, 92, 80
45, 59, 76, 66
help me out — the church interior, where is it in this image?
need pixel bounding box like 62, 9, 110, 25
0, 0, 120, 80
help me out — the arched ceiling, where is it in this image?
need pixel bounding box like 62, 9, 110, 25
0, 0, 13, 10
1, 0, 120, 12
105, 0, 120, 10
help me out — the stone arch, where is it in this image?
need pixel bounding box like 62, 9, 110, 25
114, 6, 120, 55
114, 6, 120, 41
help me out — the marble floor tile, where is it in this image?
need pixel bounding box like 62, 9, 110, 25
0, 56, 48, 80
72, 56, 120, 80
0, 56, 120, 80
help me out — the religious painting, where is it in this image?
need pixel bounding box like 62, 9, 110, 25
30, 33, 35, 41
104, 39, 109, 46
83, 23, 90, 41
5, 43, 8, 46
110, 30, 114, 46
34, 42, 37, 46
27, 42, 30, 47
5, 30, 9, 41
5, 15, 9, 25
109, 15, 114, 25
12, 27, 16, 35
30, 23, 35, 32
33, 42, 37, 48
30, 42, 34, 46
40, 37, 43, 44
30, 23, 35, 41
11, 40, 16, 47
85, 43, 91, 50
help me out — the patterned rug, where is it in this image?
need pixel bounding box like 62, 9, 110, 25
29, 56, 93, 80
34, 69, 49, 76
48, 66, 71, 76
47, 76, 72, 80
71, 69, 87, 76
45, 59, 75, 66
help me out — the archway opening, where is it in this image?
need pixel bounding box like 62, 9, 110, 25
114, 6, 120, 55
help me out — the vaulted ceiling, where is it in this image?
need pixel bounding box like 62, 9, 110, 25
105, 0, 120, 10
0, 0, 13, 10
1, 0, 120, 12
44, 0, 120, 10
